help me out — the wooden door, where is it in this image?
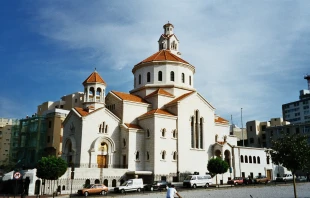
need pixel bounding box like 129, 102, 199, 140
267, 170, 271, 179
97, 155, 107, 168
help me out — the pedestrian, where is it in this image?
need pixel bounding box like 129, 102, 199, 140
166, 185, 182, 198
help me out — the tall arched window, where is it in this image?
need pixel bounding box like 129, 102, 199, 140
245, 155, 248, 163
191, 116, 194, 148
241, 155, 244, 163
257, 156, 260, 164
139, 74, 141, 84
161, 128, 166, 137
200, 117, 204, 149
249, 156, 252, 163
147, 151, 150, 160
136, 151, 139, 160
189, 76, 192, 85
170, 71, 175, 81
173, 151, 177, 160
158, 71, 162, 81
253, 156, 256, 163
147, 72, 151, 82
195, 110, 199, 148
182, 73, 185, 83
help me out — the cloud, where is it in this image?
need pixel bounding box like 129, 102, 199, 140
20, 0, 310, 122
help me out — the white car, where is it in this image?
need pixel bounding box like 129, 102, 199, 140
276, 174, 294, 181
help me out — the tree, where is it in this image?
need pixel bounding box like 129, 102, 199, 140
36, 156, 67, 196
267, 134, 310, 198
207, 157, 229, 186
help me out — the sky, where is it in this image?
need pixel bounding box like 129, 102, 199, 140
0, 1, 310, 126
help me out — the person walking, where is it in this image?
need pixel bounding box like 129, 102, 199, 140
166, 185, 182, 198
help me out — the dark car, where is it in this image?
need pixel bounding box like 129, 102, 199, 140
227, 177, 244, 185
144, 180, 171, 191
243, 177, 254, 185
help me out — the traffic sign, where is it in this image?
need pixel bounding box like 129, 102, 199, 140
14, 172, 21, 179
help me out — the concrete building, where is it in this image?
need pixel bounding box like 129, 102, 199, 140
282, 75, 310, 124
0, 118, 19, 166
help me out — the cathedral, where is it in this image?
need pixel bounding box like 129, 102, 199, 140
58, 22, 273, 192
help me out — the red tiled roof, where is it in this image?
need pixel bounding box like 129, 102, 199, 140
112, 91, 149, 104
166, 91, 195, 106
217, 141, 225, 145
74, 107, 90, 117
135, 50, 189, 66
215, 116, 229, 124
140, 109, 175, 117
145, 88, 174, 98
83, 71, 106, 85
124, 123, 142, 129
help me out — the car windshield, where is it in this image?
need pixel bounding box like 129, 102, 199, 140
121, 181, 128, 186
255, 176, 260, 179
152, 181, 159, 185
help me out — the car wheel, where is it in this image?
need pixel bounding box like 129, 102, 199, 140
121, 189, 125, 194
205, 183, 209, 188
235, 182, 238, 186
150, 187, 154, 191
84, 192, 89, 196
137, 188, 141, 192
192, 184, 197, 189
101, 190, 106, 195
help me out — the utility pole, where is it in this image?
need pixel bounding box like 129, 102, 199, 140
241, 108, 244, 146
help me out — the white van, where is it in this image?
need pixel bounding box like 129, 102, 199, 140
114, 178, 144, 193
183, 174, 213, 188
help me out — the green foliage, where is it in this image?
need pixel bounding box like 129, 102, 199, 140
267, 134, 310, 174
207, 157, 229, 176
36, 156, 67, 180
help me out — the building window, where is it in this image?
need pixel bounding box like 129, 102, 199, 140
250, 138, 254, 143
146, 151, 149, 160
262, 125, 266, 131
241, 155, 244, 163
75, 99, 78, 103
249, 156, 252, 163
105, 125, 108, 133
147, 129, 150, 137
253, 156, 256, 163
173, 151, 177, 160
245, 155, 248, 163
48, 121, 52, 128
158, 71, 162, 81
161, 128, 166, 137
139, 74, 141, 84
123, 139, 126, 147
147, 72, 151, 82
250, 126, 252, 131
170, 71, 174, 81
172, 130, 176, 138
135, 151, 140, 160
189, 76, 192, 85
267, 156, 270, 164
161, 150, 166, 160
191, 116, 194, 148
182, 73, 185, 83
257, 156, 260, 164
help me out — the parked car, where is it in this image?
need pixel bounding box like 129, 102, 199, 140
243, 177, 254, 185
254, 175, 270, 184
276, 174, 294, 182
227, 177, 244, 185
144, 180, 171, 191
77, 184, 108, 196
296, 176, 307, 182
183, 174, 213, 188
114, 178, 144, 193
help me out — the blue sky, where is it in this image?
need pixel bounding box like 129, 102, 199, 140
1, 1, 310, 126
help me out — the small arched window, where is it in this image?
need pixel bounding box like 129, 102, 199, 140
245, 155, 248, 163
249, 156, 252, 163
170, 71, 175, 81
147, 129, 150, 137
172, 130, 176, 138
139, 74, 141, 84
161, 128, 166, 137
147, 151, 149, 160
136, 151, 140, 160
182, 73, 185, 83
147, 72, 151, 82
253, 156, 256, 163
158, 71, 162, 81
173, 151, 177, 160
189, 76, 192, 85
241, 155, 244, 163
162, 150, 166, 160
267, 156, 270, 164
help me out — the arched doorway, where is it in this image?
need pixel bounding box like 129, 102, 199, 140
97, 142, 108, 168
224, 150, 231, 167
215, 149, 221, 158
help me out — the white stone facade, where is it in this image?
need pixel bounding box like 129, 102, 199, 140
58, 23, 274, 193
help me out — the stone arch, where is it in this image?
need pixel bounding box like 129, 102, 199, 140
95, 179, 100, 184
89, 137, 117, 168
63, 137, 77, 164
224, 150, 231, 167
112, 179, 117, 187
104, 179, 108, 187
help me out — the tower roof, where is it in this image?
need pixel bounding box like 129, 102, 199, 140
163, 22, 174, 28
83, 71, 106, 86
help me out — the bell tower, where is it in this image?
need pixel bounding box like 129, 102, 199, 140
158, 22, 181, 57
